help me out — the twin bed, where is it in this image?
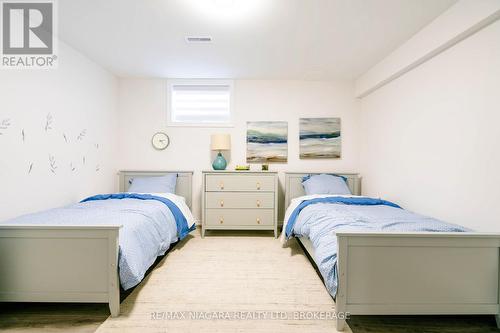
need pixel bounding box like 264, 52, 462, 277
0, 170, 195, 317
283, 172, 500, 331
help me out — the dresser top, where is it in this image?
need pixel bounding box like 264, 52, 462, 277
203, 170, 278, 174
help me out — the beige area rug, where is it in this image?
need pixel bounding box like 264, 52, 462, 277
95, 230, 350, 333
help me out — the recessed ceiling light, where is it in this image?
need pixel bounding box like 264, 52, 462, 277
185, 36, 213, 43
214, 0, 234, 7
184, 0, 270, 21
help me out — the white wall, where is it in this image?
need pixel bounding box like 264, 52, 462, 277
355, 0, 500, 97
0, 41, 118, 221
359, 20, 500, 231
117, 79, 359, 220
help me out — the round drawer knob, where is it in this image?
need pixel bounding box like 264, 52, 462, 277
219, 183, 224, 190
256, 182, 261, 190
256, 200, 261, 207
220, 200, 224, 207
256, 218, 261, 224
219, 218, 224, 224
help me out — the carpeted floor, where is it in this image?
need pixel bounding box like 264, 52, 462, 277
94, 230, 347, 332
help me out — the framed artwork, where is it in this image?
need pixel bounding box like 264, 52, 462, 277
246, 121, 288, 163
300, 117, 341, 159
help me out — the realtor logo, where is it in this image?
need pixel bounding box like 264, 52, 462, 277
1, 0, 57, 68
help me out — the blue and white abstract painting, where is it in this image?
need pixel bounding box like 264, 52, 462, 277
300, 118, 341, 159
247, 121, 288, 163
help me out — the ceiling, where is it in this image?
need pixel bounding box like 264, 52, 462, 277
58, 0, 457, 80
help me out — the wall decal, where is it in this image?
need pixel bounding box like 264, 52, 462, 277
0, 118, 11, 135
1, 114, 102, 176
299, 117, 341, 159
49, 155, 57, 174
44, 113, 53, 131
247, 121, 288, 163
77, 129, 87, 141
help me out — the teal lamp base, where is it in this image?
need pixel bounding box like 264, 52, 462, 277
212, 152, 227, 170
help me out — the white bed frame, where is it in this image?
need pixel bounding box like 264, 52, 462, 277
0, 170, 193, 317
285, 172, 500, 331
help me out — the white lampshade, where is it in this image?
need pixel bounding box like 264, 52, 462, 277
210, 134, 231, 150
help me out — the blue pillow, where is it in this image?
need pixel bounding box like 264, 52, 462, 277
302, 174, 351, 195
128, 174, 177, 194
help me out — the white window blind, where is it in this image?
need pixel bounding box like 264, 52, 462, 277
168, 81, 232, 126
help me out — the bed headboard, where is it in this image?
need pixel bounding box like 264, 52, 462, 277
284, 172, 361, 208
118, 170, 193, 209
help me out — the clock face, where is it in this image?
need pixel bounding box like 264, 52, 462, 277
151, 132, 170, 150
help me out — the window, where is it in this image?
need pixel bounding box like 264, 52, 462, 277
167, 80, 233, 126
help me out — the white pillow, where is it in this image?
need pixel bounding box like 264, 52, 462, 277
131, 192, 196, 229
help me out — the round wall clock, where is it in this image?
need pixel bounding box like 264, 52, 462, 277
151, 132, 170, 150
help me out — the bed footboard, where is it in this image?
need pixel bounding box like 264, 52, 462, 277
335, 232, 500, 331
0, 225, 121, 317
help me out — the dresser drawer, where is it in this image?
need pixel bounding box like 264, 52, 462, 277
205, 209, 274, 226
205, 192, 274, 209
205, 175, 275, 192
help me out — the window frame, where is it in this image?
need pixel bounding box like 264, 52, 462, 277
166, 79, 234, 127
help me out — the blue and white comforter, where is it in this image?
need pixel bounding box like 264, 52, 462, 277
281, 195, 469, 297
2, 193, 196, 290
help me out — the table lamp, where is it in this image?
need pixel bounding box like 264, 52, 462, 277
210, 134, 231, 170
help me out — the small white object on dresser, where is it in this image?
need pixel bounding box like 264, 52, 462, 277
202, 171, 279, 238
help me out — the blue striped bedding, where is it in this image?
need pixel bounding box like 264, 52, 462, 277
2, 193, 195, 290
283, 196, 469, 297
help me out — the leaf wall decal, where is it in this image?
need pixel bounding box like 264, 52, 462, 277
44, 113, 53, 132
0, 118, 11, 135
77, 129, 87, 141
49, 155, 57, 174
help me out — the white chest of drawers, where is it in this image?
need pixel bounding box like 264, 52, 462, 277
202, 171, 278, 238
